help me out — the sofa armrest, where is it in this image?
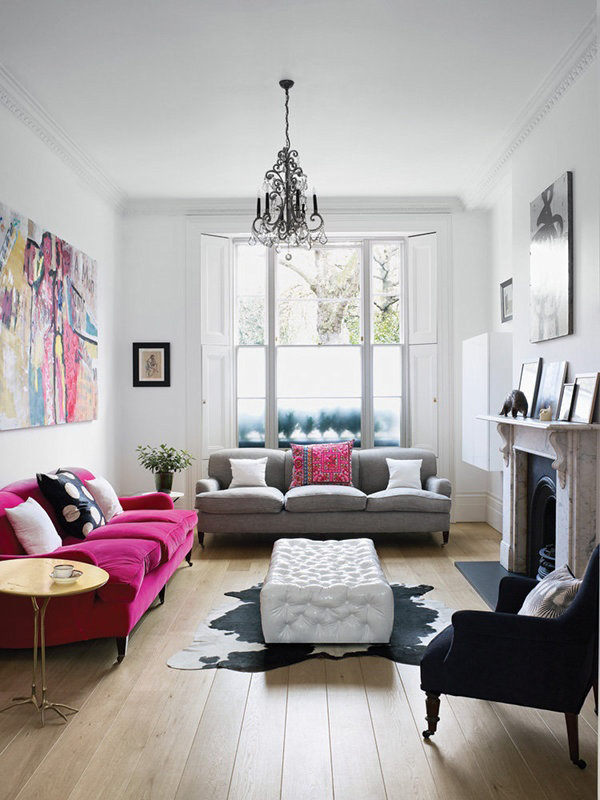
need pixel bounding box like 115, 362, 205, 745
120, 493, 174, 511
196, 478, 221, 495
495, 575, 537, 613
0, 546, 99, 566
425, 476, 451, 497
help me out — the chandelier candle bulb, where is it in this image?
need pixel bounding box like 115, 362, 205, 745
313, 194, 318, 214
265, 193, 270, 214
256, 197, 261, 217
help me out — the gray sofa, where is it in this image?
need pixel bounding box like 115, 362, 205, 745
194, 446, 451, 545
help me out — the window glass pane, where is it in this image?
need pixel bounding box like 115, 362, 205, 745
372, 244, 401, 294
373, 346, 402, 396
237, 297, 265, 345
278, 399, 361, 446
374, 397, 401, 446
277, 247, 360, 300
236, 244, 267, 295
238, 399, 265, 447
277, 347, 361, 398
278, 299, 360, 345
237, 347, 265, 398
373, 294, 400, 343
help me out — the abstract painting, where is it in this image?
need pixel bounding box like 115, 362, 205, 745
529, 171, 572, 342
0, 203, 98, 430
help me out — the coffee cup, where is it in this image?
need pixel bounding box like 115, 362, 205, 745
52, 564, 75, 579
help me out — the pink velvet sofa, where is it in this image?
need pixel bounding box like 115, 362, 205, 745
0, 468, 197, 661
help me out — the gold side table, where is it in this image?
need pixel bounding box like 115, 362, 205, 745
0, 558, 108, 726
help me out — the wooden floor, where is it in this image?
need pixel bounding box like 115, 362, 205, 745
0, 523, 597, 800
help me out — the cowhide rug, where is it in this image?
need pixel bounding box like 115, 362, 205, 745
167, 583, 452, 672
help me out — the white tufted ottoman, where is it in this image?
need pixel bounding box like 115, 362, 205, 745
260, 538, 394, 644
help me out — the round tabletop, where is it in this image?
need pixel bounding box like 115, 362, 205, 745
0, 558, 109, 598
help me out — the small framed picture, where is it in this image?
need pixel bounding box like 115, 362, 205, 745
133, 343, 171, 387
570, 373, 599, 424
500, 278, 513, 323
518, 359, 542, 418
533, 360, 567, 419
557, 383, 575, 421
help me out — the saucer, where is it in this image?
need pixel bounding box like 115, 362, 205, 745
50, 570, 83, 584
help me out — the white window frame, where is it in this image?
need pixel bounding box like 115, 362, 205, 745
233, 237, 410, 450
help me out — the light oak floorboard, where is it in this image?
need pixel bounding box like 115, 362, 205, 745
0, 529, 596, 800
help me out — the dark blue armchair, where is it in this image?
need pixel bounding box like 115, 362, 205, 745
420, 546, 598, 768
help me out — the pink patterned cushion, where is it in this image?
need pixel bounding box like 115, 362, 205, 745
289, 441, 354, 488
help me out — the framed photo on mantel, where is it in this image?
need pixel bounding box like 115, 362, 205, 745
570, 373, 600, 424
518, 359, 542, 418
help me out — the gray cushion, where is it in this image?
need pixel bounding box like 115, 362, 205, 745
358, 448, 437, 495
285, 485, 367, 513
196, 486, 284, 514
283, 448, 361, 490
208, 449, 286, 492
366, 488, 451, 513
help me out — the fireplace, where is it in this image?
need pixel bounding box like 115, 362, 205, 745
479, 415, 599, 577
527, 455, 556, 579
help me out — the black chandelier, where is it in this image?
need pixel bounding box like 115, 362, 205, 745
250, 79, 327, 257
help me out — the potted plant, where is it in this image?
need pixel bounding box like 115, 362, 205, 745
136, 444, 195, 492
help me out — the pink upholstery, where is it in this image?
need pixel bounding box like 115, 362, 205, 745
0, 469, 195, 652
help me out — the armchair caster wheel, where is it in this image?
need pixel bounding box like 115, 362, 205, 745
573, 759, 586, 769
422, 730, 434, 739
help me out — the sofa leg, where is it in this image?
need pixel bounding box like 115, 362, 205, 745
198, 531, 205, 548
442, 530, 449, 545
158, 585, 166, 605
565, 712, 586, 768
423, 692, 440, 738
593, 679, 598, 715
116, 636, 128, 663
185, 548, 193, 567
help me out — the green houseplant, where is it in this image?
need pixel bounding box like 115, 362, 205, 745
136, 444, 195, 492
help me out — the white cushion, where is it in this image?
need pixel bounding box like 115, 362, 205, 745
86, 476, 123, 522
386, 458, 422, 490
229, 457, 268, 488
6, 498, 62, 555
518, 563, 582, 619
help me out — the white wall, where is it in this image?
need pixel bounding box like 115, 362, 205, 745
482, 60, 599, 528
116, 214, 189, 495
0, 103, 119, 487
451, 210, 494, 521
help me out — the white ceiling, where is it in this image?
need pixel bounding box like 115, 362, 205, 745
0, 0, 595, 201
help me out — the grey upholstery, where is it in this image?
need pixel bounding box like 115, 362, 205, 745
208, 448, 286, 492
425, 476, 451, 498
195, 445, 451, 541
366, 488, 451, 514
196, 486, 284, 514
285, 485, 367, 513
358, 447, 437, 495
283, 449, 361, 489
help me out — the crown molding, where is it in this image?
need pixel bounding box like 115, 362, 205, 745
465, 15, 598, 208
122, 195, 464, 217
0, 63, 125, 210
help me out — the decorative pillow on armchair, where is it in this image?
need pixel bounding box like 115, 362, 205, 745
37, 470, 106, 539
518, 563, 582, 619
289, 441, 353, 488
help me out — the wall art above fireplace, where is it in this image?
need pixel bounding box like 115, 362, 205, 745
529, 171, 572, 343
0, 202, 98, 430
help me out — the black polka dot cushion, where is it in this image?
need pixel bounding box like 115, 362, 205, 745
36, 470, 106, 539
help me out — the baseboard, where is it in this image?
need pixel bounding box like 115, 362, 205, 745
453, 492, 487, 522
486, 492, 503, 533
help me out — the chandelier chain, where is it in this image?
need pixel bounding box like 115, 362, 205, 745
284, 86, 290, 149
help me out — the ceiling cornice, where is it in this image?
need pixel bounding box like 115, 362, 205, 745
465, 14, 597, 208
0, 63, 125, 210
122, 195, 464, 217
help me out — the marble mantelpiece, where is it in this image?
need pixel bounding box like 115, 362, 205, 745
479, 415, 600, 576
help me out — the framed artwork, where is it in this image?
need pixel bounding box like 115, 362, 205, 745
500, 278, 513, 323
533, 360, 567, 419
570, 373, 599, 424
529, 171, 573, 343
557, 383, 575, 421
133, 343, 171, 387
518, 359, 542, 418
0, 202, 98, 430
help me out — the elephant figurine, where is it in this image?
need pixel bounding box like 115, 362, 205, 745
499, 389, 528, 418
